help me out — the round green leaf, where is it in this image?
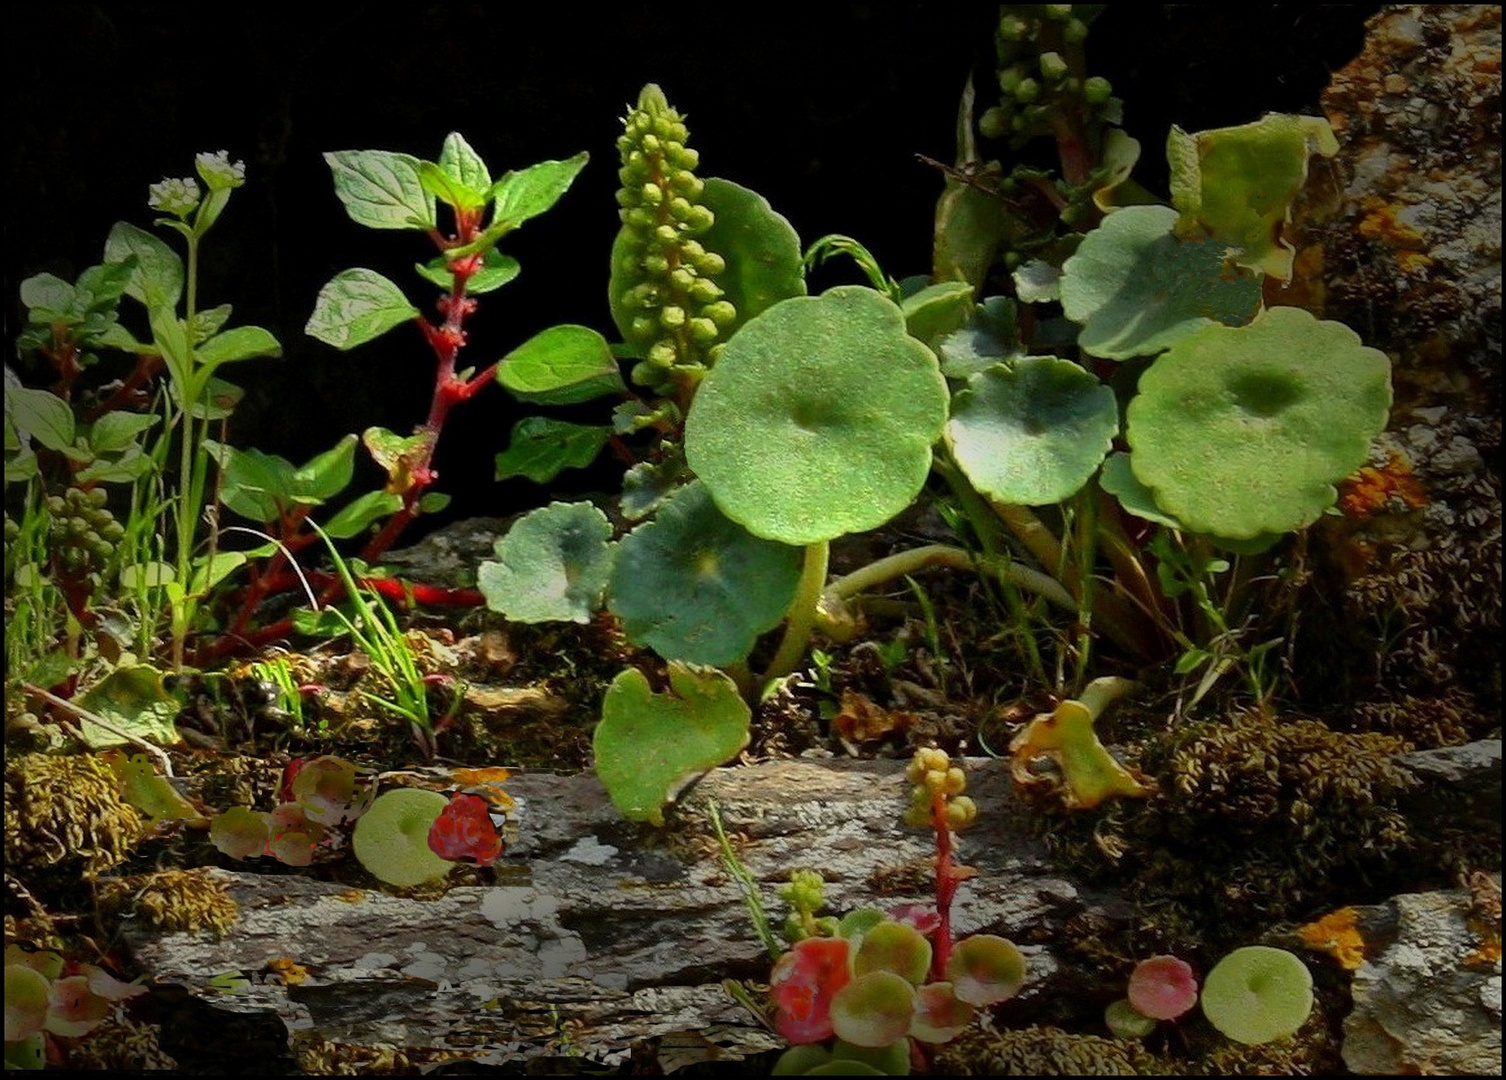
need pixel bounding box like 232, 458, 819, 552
1060, 205, 1261, 360
696, 177, 806, 331
945, 934, 1027, 1007
351, 788, 454, 889
852, 920, 932, 986
947, 356, 1118, 506
608, 482, 802, 666
6, 963, 52, 1043
477, 502, 615, 624
1200, 946, 1313, 1045
830, 971, 916, 1049
593, 664, 751, 826
685, 286, 948, 544
1126, 306, 1392, 539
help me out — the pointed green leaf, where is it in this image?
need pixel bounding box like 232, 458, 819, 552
593, 664, 751, 826
74, 260, 136, 317
323, 150, 435, 230
306, 269, 420, 349
497, 324, 623, 405
418, 160, 486, 211
196, 325, 282, 369
489, 151, 589, 228
148, 304, 193, 391
477, 501, 615, 624
1060, 205, 1262, 360
190, 303, 233, 344
438, 131, 491, 192
103, 221, 184, 308
291, 433, 358, 502
6, 387, 75, 452
204, 439, 295, 523
323, 490, 404, 539
946, 356, 1118, 506
415, 248, 520, 295
86, 411, 158, 455
494, 417, 609, 484
20, 272, 76, 317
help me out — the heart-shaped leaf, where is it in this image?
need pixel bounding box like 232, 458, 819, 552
593, 664, 750, 825
306, 269, 419, 350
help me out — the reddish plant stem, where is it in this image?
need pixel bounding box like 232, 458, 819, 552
83, 355, 164, 422
930, 792, 962, 980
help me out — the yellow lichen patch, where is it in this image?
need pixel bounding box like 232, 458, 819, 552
1298, 906, 1367, 970
1337, 451, 1430, 518
4, 752, 147, 875
98, 869, 240, 937
267, 957, 310, 985
1009, 699, 1154, 810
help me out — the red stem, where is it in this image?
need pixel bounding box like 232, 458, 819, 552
930, 793, 960, 980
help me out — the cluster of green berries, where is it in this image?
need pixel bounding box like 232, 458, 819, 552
3, 514, 18, 548
45, 486, 124, 579
614, 84, 737, 391
780, 868, 839, 942
980, 5, 1116, 143
904, 748, 978, 831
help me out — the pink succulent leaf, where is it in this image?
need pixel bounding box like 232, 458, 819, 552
44, 975, 110, 1037
769, 936, 853, 1044
81, 964, 147, 1003
887, 903, 942, 936
427, 792, 505, 866
1127, 954, 1199, 1021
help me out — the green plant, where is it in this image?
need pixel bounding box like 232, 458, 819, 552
765, 749, 1027, 1074
1198, 946, 1313, 1046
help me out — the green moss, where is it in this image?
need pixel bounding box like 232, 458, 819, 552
97, 869, 240, 938
4, 752, 147, 876
935, 1024, 1160, 1075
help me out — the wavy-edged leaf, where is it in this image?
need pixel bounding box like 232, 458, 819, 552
306, 269, 419, 350
323, 150, 435, 230
477, 501, 615, 624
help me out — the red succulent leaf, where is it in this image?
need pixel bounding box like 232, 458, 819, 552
887, 903, 942, 936
769, 936, 853, 1044
427, 792, 504, 866
1127, 954, 1199, 1021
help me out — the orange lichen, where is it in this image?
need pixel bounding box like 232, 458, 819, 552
267, 957, 310, 985
1337, 451, 1430, 518
1298, 906, 1366, 971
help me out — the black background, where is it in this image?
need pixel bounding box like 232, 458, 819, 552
6, 4, 1380, 533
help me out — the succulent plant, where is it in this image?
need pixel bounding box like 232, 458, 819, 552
1199, 946, 1313, 1045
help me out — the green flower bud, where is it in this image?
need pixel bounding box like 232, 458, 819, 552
694, 252, 726, 277
100, 522, 125, 543
623, 206, 656, 230
194, 150, 246, 191
704, 343, 725, 365
640, 182, 664, 205
680, 240, 706, 261
640, 133, 661, 155
648, 340, 678, 368
643, 253, 670, 276
1039, 52, 1068, 83
1014, 77, 1041, 104
630, 316, 658, 341
86, 488, 109, 509
667, 196, 693, 221
703, 300, 737, 327
660, 305, 686, 330
998, 64, 1025, 95
667, 145, 700, 170
669, 172, 704, 198
1083, 76, 1113, 105
147, 176, 201, 219
1063, 17, 1089, 44
668, 266, 697, 292
683, 205, 715, 233
688, 317, 719, 344
998, 14, 1031, 41
654, 224, 679, 245
688, 278, 723, 303
979, 106, 1012, 140
1043, 4, 1074, 20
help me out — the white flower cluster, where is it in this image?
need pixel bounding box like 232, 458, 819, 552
147, 176, 201, 218
195, 150, 246, 190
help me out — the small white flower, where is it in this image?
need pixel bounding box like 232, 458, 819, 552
195, 150, 246, 191
147, 176, 202, 218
